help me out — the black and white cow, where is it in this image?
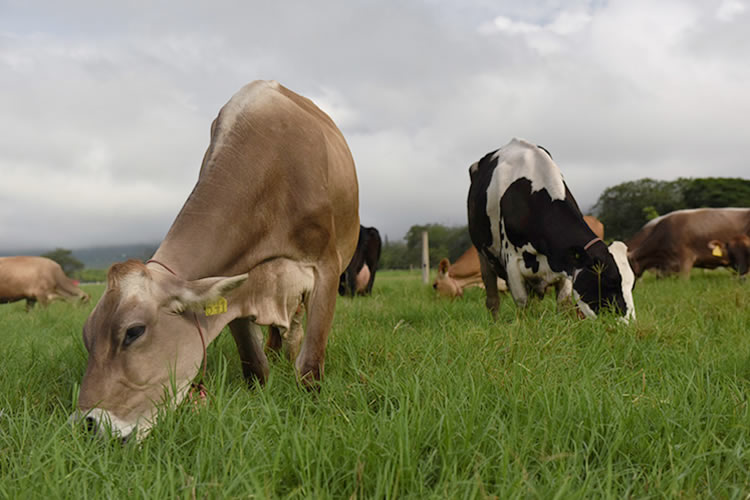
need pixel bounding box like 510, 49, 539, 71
467, 138, 635, 321
339, 225, 382, 297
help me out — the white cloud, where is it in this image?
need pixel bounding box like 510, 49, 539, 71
1, 0, 749, 251
716, 0, 746, 21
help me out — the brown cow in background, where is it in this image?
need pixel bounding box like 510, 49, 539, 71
433, 246, 508, 298
0, 256, 89, 310
583, 215, 604, 239
627, 208, 750, 278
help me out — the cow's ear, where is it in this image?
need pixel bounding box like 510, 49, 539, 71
168, 274, 248, 314
707, 240, 726, 257
437, 258, 451, 276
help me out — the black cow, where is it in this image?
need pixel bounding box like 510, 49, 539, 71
339, 225, 382, 297
467, 138, 636, 321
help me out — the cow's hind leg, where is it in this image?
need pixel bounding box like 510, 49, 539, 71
479, 253, 500, 319
229, 318, 269, 387
295, 266, 338, 388
285, 304, 305, 363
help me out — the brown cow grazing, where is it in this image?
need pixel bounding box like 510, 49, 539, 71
433, 246, 508, 298
627, 208, 750, 279
708, 234, 750, 277
72, 81, 359, 441
583, 215, 604, 239
0, 256, 89, 310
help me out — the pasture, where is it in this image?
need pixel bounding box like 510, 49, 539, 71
1, 270, 749, 498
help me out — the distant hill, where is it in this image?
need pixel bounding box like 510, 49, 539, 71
0, 243, 158, 269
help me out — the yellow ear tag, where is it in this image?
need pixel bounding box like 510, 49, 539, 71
204, 297, 227, 316
712, 247, 723, 257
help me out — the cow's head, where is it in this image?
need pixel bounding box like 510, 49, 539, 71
709, 236, 750, 276
432, 258, 463, 298
572, 241, 636, 322
71, 260, 247, 441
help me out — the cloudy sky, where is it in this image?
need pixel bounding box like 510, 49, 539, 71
1, 0, 748, 251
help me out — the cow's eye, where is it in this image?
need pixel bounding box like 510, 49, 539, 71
124, 325, 146, 346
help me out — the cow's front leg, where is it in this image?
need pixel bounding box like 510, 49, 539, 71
479, 253, 500, 319
295, 265, 338, 388
505, 259, 529, 308
229, 318, 269, 387
678, 251, 696, 280
555, 277, 573, 311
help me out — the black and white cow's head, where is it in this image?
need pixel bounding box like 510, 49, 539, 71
571, 240, 636, 321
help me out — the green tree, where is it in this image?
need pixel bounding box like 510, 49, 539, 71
40, 248, 84, 276
682, 177, 750, 208
592, 177, 750, 241
591, 178, 686, 241
379, 238, 410, 270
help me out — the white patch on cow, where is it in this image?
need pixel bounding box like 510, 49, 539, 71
491, 138, 566, 201
118, 271, 152, 301
215, 80, 279, 143
608, 241, 636, 322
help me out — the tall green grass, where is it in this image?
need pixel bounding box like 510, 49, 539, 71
1, 270, 748, 498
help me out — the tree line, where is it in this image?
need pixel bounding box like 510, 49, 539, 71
38, 177, 748, 274
591, 177, 750, 241
381, 176, 750, 269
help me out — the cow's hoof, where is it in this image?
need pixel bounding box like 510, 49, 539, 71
297, 367, 323, 392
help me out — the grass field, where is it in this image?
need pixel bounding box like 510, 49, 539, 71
1, 269, 749, 498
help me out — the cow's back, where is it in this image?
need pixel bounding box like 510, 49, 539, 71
159, 80, 360, 279
0, 256, 57, 299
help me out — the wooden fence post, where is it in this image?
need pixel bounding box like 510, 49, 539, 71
421, 231, 429, 284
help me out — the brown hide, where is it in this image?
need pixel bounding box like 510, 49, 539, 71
627, 208, 750, 278
433, 246, 507, 298
76, 80, 359, 440
0, 256, 89, 309
583, 215, 604, 239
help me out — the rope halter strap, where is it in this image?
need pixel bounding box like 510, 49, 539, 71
583, 237, 603, 251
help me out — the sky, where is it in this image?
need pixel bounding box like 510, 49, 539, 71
1, 0, 748, 251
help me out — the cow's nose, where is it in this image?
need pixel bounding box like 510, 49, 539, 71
84, 416, 98, 434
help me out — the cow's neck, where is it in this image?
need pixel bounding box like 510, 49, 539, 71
149, 172, 271, 281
